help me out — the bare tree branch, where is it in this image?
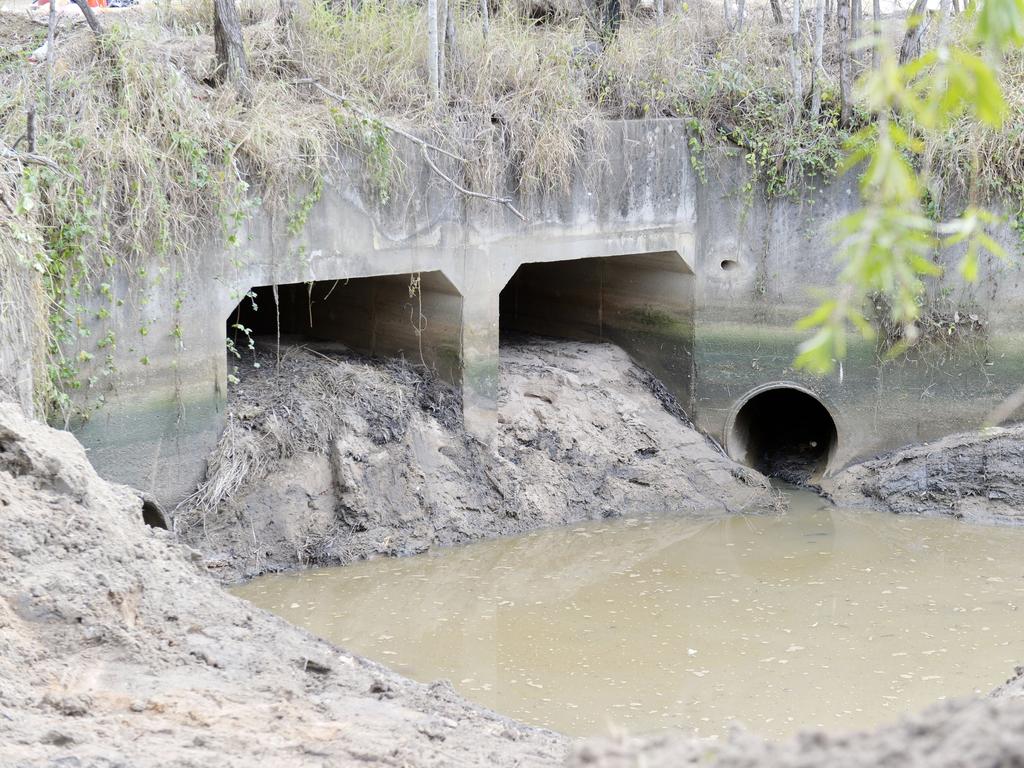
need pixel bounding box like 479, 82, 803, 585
1, 144, 66, 176
294, 79, 462, 161
420, 146, 525, 221
293, 78, 525, 221
0, 186, 15, 215
70, 0, 104, 35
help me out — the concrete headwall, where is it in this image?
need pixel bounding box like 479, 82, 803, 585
692, 150, 1024, 470
57, 119, 1024, 506
0, 262, 39, 418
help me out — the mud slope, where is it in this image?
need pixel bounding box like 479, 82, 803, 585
0, 403, 567, 767
180, 339, 773, 581
828, 424, 1024, 524
570, 669, 1024, 767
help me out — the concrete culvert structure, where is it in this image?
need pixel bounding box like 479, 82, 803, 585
499, 251, 696, 408
728, 385, 838, 483
227, 272, 463, 384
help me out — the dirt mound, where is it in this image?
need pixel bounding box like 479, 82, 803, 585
827, 424, 1024, 524
569, 672, 1024, 768
0, 402, 567, 766
3, 392, 1024, 767
178, 339, 774, 581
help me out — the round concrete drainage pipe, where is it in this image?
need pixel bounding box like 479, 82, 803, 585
726, 385, 838, 483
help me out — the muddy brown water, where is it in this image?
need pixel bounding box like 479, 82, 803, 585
233, 489, 1024, 740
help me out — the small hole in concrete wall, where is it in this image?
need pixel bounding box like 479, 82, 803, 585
720, 259, 739, 271
142, 500, 168, 529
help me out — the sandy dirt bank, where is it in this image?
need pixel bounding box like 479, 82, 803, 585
0, 402, 568, 767
570, 669, 1024, 767
4, 377, 1024, 765
179, 339, 774, 582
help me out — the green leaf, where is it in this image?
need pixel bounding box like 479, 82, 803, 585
795, 300, 838, 330
960, 250, 979, 281
975, 0, 1024, 52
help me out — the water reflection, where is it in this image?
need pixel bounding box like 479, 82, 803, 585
233, 489, 1024, 740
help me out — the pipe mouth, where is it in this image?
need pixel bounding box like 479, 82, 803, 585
726, 384, 838, 483
141, 497, 169, 529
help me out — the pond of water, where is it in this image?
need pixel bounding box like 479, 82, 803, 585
233, 490, 1024, 740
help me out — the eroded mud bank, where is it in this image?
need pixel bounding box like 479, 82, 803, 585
0, 403, 568, 767
5, 403, 1024, 768
571, 669, 1024, 767
179, 339, 774, 582
827, 424, 1024, 524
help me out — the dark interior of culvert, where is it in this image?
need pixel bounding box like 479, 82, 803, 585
730, 387, 837, 483
141, 499, 169, 529
226, 273, 464, 384
498, 253, 698, 410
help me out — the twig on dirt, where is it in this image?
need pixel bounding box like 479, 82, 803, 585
26, 103, 36, 154
293, 77, 526, 221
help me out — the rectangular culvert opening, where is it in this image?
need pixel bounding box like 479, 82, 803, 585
498, 252, 696, 408
227, 271, 464, 385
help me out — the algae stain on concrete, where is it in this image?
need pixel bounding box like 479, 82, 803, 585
234, 490, 1024, 741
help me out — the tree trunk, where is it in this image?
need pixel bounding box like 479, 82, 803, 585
937, 0, 952, 42
898, 0, 930, 65
214, 0, 251, 103
871, 0, 880, 68
445, 0, 460, 84
724, 0, 732, 30
811, 0, 825, 120
655, 0, 664, 23
851, 0, 861, 71
70, 0, 103, 35
602, 0, 621, 37
480, 0, 489, 37
277, 0, 297, 27
736, 0, 746, 30
790, 0, 803, 123
838, 0, 852, 126
44, 0, 56, 127
427, 0, 439, 97
769, 0, 783, 24
437, 0, 448, 92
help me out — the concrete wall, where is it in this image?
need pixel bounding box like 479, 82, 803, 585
0, 263, 39, 417
56, 119, 1024, 506
692, 149, 1024, 471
